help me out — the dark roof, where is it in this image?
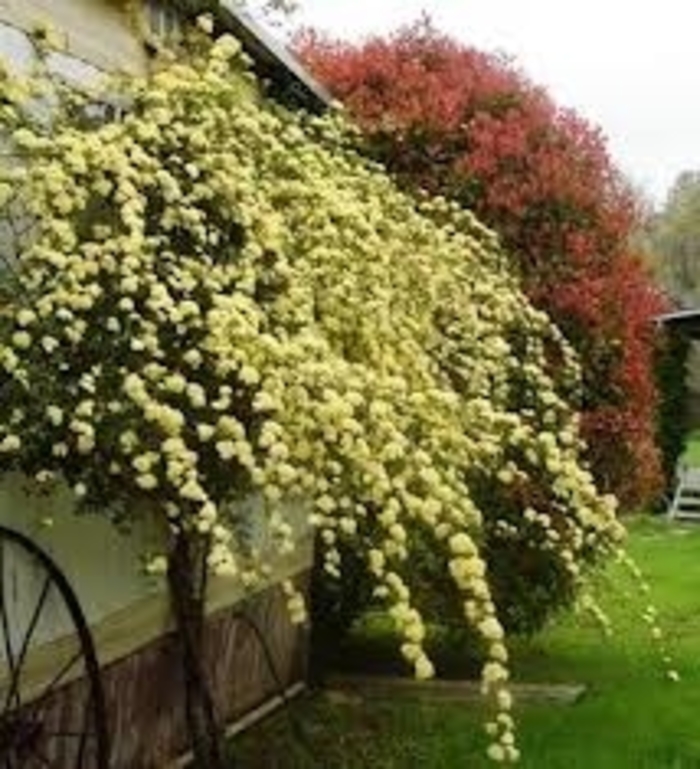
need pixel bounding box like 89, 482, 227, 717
218, 3, 331, 113
656, 309, 700, 339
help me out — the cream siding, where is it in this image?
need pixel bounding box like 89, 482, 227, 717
0, 0, 314, 696
0, 0, 146, 74
0, 478, 313, 698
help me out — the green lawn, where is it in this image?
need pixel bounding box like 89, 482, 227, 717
681, 430, 700, 467
234, 517, 700, 768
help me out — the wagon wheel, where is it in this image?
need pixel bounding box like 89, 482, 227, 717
0, 525, 110, 769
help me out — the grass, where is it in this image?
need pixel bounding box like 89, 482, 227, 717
680, 430, 700, 466
233, 517, 700, 768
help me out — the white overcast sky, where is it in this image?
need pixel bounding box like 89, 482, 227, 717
286, 0, 700, 208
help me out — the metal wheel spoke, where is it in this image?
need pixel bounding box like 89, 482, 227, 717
0, 563, 19, 713
3, 574, 52, 713
0, 647, 21, 722
31, 647, 83, 711
0, 525, 110, 769
16, 574, 52, 667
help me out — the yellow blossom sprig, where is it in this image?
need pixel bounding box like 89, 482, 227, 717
0, 32, 643, 763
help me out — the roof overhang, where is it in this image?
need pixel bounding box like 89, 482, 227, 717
218, 3, 331, 113
656, 309, 700, 339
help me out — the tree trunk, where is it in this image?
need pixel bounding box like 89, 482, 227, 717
167, 530, 228, 769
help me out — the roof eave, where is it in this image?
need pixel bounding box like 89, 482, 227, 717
218, 3, 332, 113
656, 309, 700, 339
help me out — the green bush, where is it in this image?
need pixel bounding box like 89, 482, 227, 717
654, 327, 690, 493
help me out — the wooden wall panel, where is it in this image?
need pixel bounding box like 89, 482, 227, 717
17, 574, 310, 768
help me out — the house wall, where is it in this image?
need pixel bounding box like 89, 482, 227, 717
0, 0, 146, 74
0, 0, 314, 660
15, 571, 309, 768
103, 577, 309, 768
0, 478, 314, 768
0, 3, 315, 764
1, 477, 163, 650
0, 478, 313, 702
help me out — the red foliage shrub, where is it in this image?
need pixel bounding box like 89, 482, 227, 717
553, 255, 666, 505
297, 23, 666, 508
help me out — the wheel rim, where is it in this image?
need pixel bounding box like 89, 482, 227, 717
0, 525, 110, 768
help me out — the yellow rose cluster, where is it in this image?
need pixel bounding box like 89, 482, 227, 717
0, 33, 634, 761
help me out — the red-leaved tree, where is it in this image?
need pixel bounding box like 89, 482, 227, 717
297, 22, 666, 509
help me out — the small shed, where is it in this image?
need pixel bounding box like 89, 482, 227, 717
657, 309, 700, 520
657, 308, 700, 425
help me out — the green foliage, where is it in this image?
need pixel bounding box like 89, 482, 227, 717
0, 29, 639, 762
654, 328, 690, 491
680, 431, 700, 466
648, 171, 700, 305
238, 518, 695, 768
297, 23, 667, 510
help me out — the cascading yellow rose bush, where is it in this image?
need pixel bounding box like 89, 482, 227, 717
0, 31, 636, 762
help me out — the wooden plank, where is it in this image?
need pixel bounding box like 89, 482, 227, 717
1, 574, 311, 768
102, 574, 310, 767
325, 675, 587, 705
0, 535, 314, 702
681, 468, 700, 484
